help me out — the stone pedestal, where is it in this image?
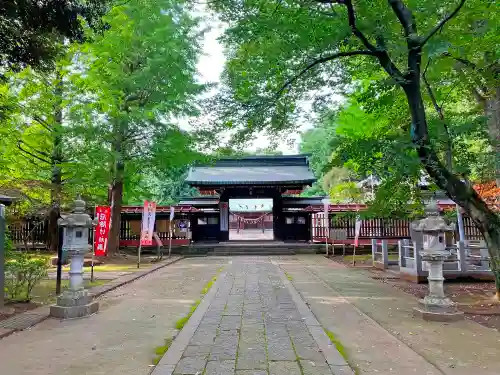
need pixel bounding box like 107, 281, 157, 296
49, 197, 99, 319
413, 252, 463, 322
50, 251, 99, 319
50, 289, 99, 319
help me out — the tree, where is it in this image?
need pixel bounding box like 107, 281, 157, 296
0, 60, 111, 252
210, 1, 500, 296
0, 0, 109, 73
79, 0, 204, 253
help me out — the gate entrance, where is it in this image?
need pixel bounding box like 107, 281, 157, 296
185, 155, 317, 243
229, 198, 273, 241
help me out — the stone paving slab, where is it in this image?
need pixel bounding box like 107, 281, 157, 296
155, 257, 349, 375
0, 256, 183, 340
276, 255, 500, 375
0, 257, 226, 375
0, 308, 50, 330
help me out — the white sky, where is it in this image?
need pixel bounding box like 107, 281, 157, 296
189, 13, 312, 154
229, 198, 273, 211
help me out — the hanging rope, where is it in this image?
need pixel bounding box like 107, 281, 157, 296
230, 212, 270, 224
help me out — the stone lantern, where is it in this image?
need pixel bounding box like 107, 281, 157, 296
411, 201, 463, 321
50, 198, 99, 319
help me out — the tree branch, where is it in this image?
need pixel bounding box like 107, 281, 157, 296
17, 141, 51, 164
275, 50, 377, 98
422, 59, 453, 170
389, 0, 422, 78
422, 59, 444, 120
312, 0, 377, 50
342, 0, 377, 51
421, 0, 467, 47
442, 52, 476, 69
31, 115, 54, 132
388, 0, 417, 37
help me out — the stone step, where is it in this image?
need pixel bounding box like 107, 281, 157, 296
212, 251, 295, 256
212, 247, 296, 256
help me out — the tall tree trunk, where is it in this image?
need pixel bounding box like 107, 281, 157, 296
484, 88, 500, 187
107, 167, 123, 255
107, 125, 125, 255
48, 76, 63, 254
403, 79, 500, 298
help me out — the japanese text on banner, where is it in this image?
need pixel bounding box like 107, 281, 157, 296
140, 201, 157, 246
94, 206, 111, 256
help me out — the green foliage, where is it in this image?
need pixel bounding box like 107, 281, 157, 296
210, 0, 498, 224
329, 182, 361, 204
4, 229, 14, 254
74, 0, 206, 213
4, 252, 50, 301
0, 0, 110, 72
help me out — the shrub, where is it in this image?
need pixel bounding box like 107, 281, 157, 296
4, 251, 49, 302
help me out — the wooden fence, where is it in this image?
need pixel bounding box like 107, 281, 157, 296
311, 213, 483, 244
7, 211, 485, 248
8, 219, 48, 247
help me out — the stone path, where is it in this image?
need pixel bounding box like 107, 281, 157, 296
154, 257, 352, 375
276, 255, 500, 375
0, 257, 226, 375
0, 257, 182, 339
3, 255, 500, 375
229, 229, 274, 241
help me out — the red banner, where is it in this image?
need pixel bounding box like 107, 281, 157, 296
94, 206, 111, 256
140, 201, 157, 246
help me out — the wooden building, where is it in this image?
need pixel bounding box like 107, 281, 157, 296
6, 155, 485, 249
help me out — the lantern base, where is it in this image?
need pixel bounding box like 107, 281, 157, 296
413, 297, 463, 322
413, 307, 464, 322
50, 289, 99, 319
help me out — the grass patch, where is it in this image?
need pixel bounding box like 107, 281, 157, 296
31, 279, 108, 305
152, 338, 173, 365
174, 270, 221, 330
151, 268, 224, 365
201, 276, 217, 295
343, 254, 372, 263
324, 329, 360, 375
175, 300, 200, 330
388, 254, 399, 261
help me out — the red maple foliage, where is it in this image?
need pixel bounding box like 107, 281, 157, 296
474, 182, 500, 211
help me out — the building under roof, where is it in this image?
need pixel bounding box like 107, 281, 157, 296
0, 194, 16, 206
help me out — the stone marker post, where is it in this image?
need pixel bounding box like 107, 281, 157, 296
50, 198, 99, 319
412, 201, 463, 321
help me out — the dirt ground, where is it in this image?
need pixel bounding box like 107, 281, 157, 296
332, 254, 500, 332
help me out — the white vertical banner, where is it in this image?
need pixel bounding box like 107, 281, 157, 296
170, 206, 175, 221
322, 198, 329, 255
140, 200, 157, 246
220, 202, 228, 231
354, 215, 362, 247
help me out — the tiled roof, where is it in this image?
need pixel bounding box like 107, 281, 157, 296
186, 155, 315, 186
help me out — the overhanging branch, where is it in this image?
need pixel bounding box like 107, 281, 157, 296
313, 0, 377, 50
275, 50, 376, 97
342, 0, 377, 51
388, 0, 417, 37
421, 0, 467, 47
17, 141, 51, 164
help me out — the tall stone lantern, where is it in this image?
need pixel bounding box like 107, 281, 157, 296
50, 198, 99, 319
412, 201, 463, 321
